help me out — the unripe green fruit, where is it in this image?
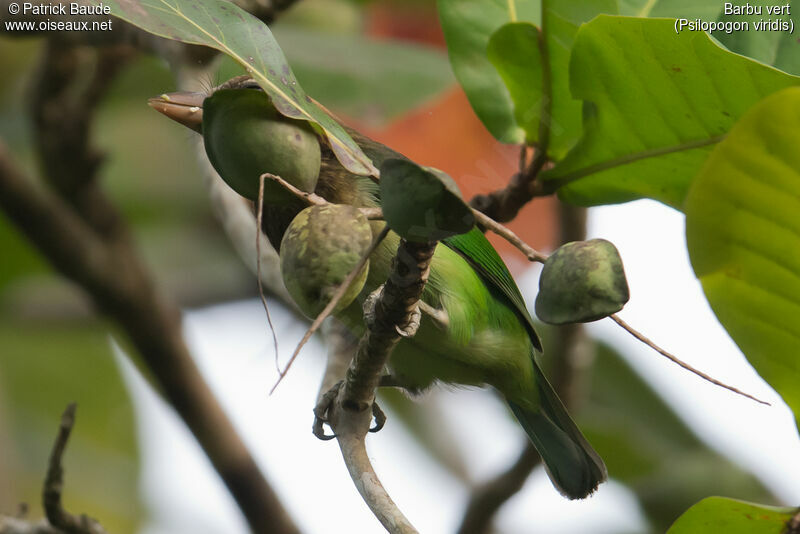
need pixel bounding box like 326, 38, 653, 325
203, 88, 321, 201
280, 204, 372, 319
535, 239, 629, 325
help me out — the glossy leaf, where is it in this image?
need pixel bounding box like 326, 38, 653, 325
380, 159, 474, 243
543, 16, 800, 209
715, 1, 800, 75
686, 87, 800, 431
487, 0, 615, 158
619, 0, 721, 18
437, 0, 541, 143
89, 0, 377, 176
667, 497, 796, 533
270, 26, 455, 125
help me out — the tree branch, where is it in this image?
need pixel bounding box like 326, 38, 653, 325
0, 404, 107, 534
43, 404, 108, 534
313, 237, 436, 534
0, 48, 299, 533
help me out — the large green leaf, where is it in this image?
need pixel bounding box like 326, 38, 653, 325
269, 27, 454, 125
666, 497, 796, 533
686, 87, 800, 431
543, 16, 800, 209
487, 0, 616, 157
715, 1, 800, 75
437, 0, 541, 143
579, 343, 775, 532
89, 0, 377, 176
619, 0, 721, 18
442, 0, 614, 154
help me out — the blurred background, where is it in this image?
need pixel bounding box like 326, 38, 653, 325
1, 0, 798, 532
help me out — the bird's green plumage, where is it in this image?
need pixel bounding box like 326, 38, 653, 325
190, 80, 606, 499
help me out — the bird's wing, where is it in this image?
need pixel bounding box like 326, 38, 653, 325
443, 227, 543, 351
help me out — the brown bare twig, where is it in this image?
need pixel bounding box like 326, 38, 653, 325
43, 404, 108, 534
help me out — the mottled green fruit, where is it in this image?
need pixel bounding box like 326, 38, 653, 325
203, 88, 321, 201
380, 158, 475, 243
535, 239, 629, 325
280, 204, 372, 319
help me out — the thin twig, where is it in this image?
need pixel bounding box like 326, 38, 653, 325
262, 173, 383, 219
256, 174, 281, 373
471, 190, 768, 406
471, 209, 549, 263
43, 404, 108, 534
270, 226, 391, 394
528, 22, 552, 179
457, 443, 540, 534
609, 314, 770, 406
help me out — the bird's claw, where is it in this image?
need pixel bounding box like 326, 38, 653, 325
313, 380, 388, 439
363, 284, 422, 338
369, 402, 386, 433
396, 305, 421, 338
312, 381, 342, 441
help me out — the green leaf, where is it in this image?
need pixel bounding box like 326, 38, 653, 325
619, 0, 721, 18
441, 0, 614, 152
90, 0, 377, 176
578, 343, 777, 532
437, 0, 541, 143
487, 0, 616, 158
714, 1, 800, 75
686, 87, 800, 431
667, 497, 796, 533
543, 16, 800, 209
269, 26, 455, 125
380, 159, 475, 243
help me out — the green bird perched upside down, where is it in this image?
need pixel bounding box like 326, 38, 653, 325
149, 76, 607, 499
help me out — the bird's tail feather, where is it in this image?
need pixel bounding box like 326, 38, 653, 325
508, 363, 607, 499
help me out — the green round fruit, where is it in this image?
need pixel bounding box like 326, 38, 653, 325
280, 204, 373, 319
202, 88, 321, 201
535, 239, 629, 325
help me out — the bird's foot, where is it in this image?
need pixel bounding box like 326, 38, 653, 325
312, 382, 341, 441
312, 380, 387, 440
363, 285, 422, 338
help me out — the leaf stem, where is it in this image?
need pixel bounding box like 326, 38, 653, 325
507, 0, 518, 22
609, 314, 771, 406
529, 8, 552, 177
545, 135, 726, 190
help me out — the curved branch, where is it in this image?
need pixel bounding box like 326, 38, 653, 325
43, 404, 108, 534
0, 45, 298, 533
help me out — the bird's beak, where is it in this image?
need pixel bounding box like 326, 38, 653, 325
147, 91, 206, 133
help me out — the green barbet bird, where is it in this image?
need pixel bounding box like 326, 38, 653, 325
149, 76, 607, 499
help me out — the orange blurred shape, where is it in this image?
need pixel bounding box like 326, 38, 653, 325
356, 87, 557, 274
358, 2, 558, 273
